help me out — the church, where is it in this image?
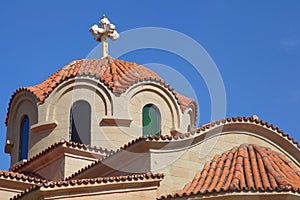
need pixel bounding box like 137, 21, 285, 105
1, 16, 300, 200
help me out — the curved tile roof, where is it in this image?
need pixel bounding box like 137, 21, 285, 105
5, 56, 196, 125
12, 173, 164, 200
159, 144, 300, 199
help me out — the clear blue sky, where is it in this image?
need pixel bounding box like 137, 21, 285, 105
0, 1, 300, 170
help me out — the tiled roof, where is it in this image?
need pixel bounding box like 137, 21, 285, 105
174, 93, 195, 113
10, 140, 114, 173
12, 173, 164, 200
66, 137, 147, 180
66, 116, 300, 180
5, 56, 196, 125
151, 116, 300, 150
0, 170, 45, 184
159, 144, 300, 199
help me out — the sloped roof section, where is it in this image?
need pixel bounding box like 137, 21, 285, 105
10, 140, 114, 173
66, 116, 300, 181
12, 173, 164, 200
166, 116, 300, 150
5, 56, 196, 125
0, 170, 45, 184
159, 144, 300, 199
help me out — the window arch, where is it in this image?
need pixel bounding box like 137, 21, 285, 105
69, 100, 91, 145
142, 104, 161, 136
19, 116, 29, 161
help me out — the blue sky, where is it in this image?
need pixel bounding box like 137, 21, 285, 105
0, 1, 300, 170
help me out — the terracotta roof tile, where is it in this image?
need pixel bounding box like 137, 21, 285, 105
159, 144, 300, 199
6, 56, 196, 125
10, 140, 114, 173
12, 173, 164, 200
0, 170, 46, 184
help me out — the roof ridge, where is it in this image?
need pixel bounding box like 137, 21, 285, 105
12, 172, 164, 200
0, 170, 46, 184
10, 140, 114, 172
65, 137, 147, 180
65, 116, 300, 181
166, 116, 300, 149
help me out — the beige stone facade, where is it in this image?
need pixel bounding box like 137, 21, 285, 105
6, 75, 196, 167
68, 119, 300, 196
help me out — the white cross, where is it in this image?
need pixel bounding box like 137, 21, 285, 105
89, 15, 120, 57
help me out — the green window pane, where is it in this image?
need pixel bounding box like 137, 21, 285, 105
143, 104, 161, 136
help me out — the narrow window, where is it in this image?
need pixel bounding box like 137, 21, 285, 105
19, 116, 29, 161
70, 100, 91, 145
187, 125, 191, 132
142, 104, 161, 136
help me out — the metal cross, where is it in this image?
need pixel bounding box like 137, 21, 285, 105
89, 15, 120, 57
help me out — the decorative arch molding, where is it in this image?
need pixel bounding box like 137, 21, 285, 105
45, 77, 113, 121
126, 82, 181, 129
5, 91, 38, 160
7, 91, 38, 129
145, 122, 300, 168
126, 81, 187, 112
185, 101, 197, 128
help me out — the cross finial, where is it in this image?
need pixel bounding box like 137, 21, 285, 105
89, 15, 120, 57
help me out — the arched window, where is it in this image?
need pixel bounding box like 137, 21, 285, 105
19, 116, 29, 161
69, 100, 91, 145
142, 104, 161, 136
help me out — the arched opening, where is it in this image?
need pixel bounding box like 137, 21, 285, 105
69, 100, 91, 145
143, 104, 161, 136
19, 116, 29, 161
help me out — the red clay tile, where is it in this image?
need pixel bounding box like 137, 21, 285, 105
6, 56, 196, 125
12, 172, 164, 200
0, 170, 45, 184
159, 144, 300, 199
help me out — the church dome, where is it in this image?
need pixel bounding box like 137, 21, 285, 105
6, 56, 196, 125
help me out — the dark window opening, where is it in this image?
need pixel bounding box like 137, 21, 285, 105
19, 116, 29, 161
70, 100, 91, 145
